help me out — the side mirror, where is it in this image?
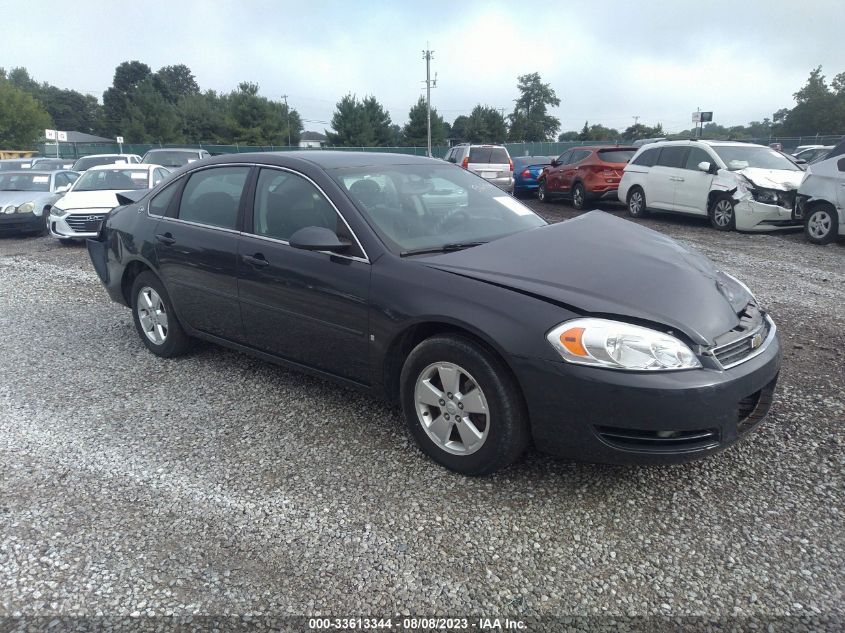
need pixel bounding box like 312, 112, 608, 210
55, 185, 70, 193
794, 158, 807, 165
288, 226, 350, 253
550, 159, 559, 167
697, 161, 711, 173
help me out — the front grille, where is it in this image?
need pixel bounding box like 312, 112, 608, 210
65, 214, 106, 233
737, 376, 777, 434
710, 302, 773, 370
595, 426, 720, 453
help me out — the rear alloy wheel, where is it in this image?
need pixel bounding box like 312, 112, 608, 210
627, 187, 648, 218
805, 204, 837, 244
537, 180, 549, 203
571, 183, 586, 211
400, 335, 529, 476
131, 271, 190, 357
710, 195, 736, 231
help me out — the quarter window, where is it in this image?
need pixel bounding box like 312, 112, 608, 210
252, 168, 342, 242
631, 147, 659, 167
177, 167, 250, 229
148, 179, 181, 217
656, 146, 688, 168
684, 147, 714, 170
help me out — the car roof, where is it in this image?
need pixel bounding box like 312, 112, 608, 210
201, 151, 444, 169
86, 163, 157, 172
576, 146, 637, 151
77, 154, 136, 159
145, 148, 202, 153
641, 140, 767, 149
1, 170, 56, 176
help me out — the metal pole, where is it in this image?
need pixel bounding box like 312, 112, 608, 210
282, 95, 291, 147
424, 49, 432, 158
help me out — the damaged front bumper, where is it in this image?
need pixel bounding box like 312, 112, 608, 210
732, 188, 801, 231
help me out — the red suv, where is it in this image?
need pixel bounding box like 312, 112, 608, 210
538, 146, 637, 210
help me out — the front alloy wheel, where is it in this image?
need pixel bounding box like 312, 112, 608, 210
710, 196, 735, 231
805, 206, 836, 244
414, 362, 489, 456
627, 187, 647, 217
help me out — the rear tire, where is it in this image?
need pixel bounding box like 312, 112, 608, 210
709, 194, 736, 231
130, 271, 190, 358
400, 335, 529, 476
804, 203, 837, 244
626, 187, 648, 217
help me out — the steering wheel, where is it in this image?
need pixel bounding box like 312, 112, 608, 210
435, 209, 470, 233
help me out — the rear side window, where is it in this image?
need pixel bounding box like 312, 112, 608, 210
469, 147, 509, 164
597, 149, 636, 163
446, 149, 457, 164
657, 147, 688, 168
177, 167, 250, 229
684, 147, 714, 170
631, 148, 659, 167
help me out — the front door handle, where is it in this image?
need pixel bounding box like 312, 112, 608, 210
155, 233, 175, 246
243, 254, 270, 268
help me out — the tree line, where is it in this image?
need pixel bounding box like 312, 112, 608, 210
1, 63, 843, 150
558, 66, 845, 142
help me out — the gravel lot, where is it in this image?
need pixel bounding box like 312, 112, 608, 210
0, 200, 843, 628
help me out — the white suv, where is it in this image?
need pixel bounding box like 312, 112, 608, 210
618, 140, 804, 231
445, 144, 513, 192
795, 141, 845, 244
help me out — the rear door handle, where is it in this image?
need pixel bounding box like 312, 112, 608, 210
243, 254, 270, 268
155, 233, 175, 246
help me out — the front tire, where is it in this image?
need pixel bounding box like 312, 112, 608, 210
805, 204, 837, 244
400, 335, 529, 476
537, 180, 549, 203
571, 183, 587, 211
710, 194, 736, 231
130, 271, 190, 358
627, 187, 648, 217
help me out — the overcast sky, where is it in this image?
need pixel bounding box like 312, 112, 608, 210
7, 0, 845, 134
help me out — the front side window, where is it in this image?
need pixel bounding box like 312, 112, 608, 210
252, 168, 341, 241
333, 164, 546, 254
684, 147, 714, 170
556, 151, 572, 166
177, 166, 250, 229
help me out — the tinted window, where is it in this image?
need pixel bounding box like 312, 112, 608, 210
556, 151, 572, 165
252, 168, 339, 241
657, 146, 688, 168
838, 158, 845, 172
632, 148, 659, 167
178, 167, 249, 229
569, 150, 591, 163
597, 149, 636, 164
684, 147, 713, 170
468, 147, 509, 164
148, 180, 180, 216
446, 149, 457, 164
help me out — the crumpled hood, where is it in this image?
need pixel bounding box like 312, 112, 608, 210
420, 212, 752, 346
56, 190, 125, 211
736, 167, 803, 191
0, 191, 55, 207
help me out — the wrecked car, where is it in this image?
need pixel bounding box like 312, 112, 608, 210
618, 140, 803, 231
794, 137, 845, 244
87, 152, 781, 475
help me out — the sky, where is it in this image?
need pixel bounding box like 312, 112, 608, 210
6, 0, 845, 135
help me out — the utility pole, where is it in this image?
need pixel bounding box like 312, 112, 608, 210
632, 115, 640, 126
282, 94, 291, 147
422, 46, 437, 157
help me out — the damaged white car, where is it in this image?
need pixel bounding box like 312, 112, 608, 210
619, 140, 803, 231
794, 139, 845, 244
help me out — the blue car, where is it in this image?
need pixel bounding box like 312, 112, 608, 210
512, 155, 552, 197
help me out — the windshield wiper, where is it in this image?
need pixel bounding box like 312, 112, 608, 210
400, 241, 487, 257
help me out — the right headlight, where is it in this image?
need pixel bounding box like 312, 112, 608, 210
51, 206, 68, 217
546, 318, 701, 371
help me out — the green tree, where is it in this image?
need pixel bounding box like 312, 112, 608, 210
223, 82, 301, 145
577, 121, 620, 141
779, 66, 842, 135
361, 96, 395, 146
153, 64, 200, 104
103, 61, 153, 135
0, 80, 52, 147
122, 78, 182, 142
327, 94, 374, 146
403, 96, 446, 146
557, 130, 579, 141
450, 115, 469, 142
508, 72, 561, 141
623, 122, 664, 140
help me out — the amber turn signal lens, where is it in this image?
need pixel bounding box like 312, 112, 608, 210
559, 327, 588, 357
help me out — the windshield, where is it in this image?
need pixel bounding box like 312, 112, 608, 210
0, 173, 50, 192
73, 156, 128, 171
73, 169, 149, 192
142, 150, 199, 167
712, 146, 801, 171
331, 164, 546, 254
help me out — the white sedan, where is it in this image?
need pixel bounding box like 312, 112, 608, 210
49, 164, 170, 243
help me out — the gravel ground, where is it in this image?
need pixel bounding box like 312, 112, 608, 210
0, 201, 843, 629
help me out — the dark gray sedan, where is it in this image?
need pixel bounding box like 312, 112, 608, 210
0, 170, 79, 235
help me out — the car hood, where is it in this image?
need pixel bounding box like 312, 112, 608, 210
0, 191, 55, 206
57, 190, 129, 210
419, 212, 752, 346
736, 167, 803, 191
